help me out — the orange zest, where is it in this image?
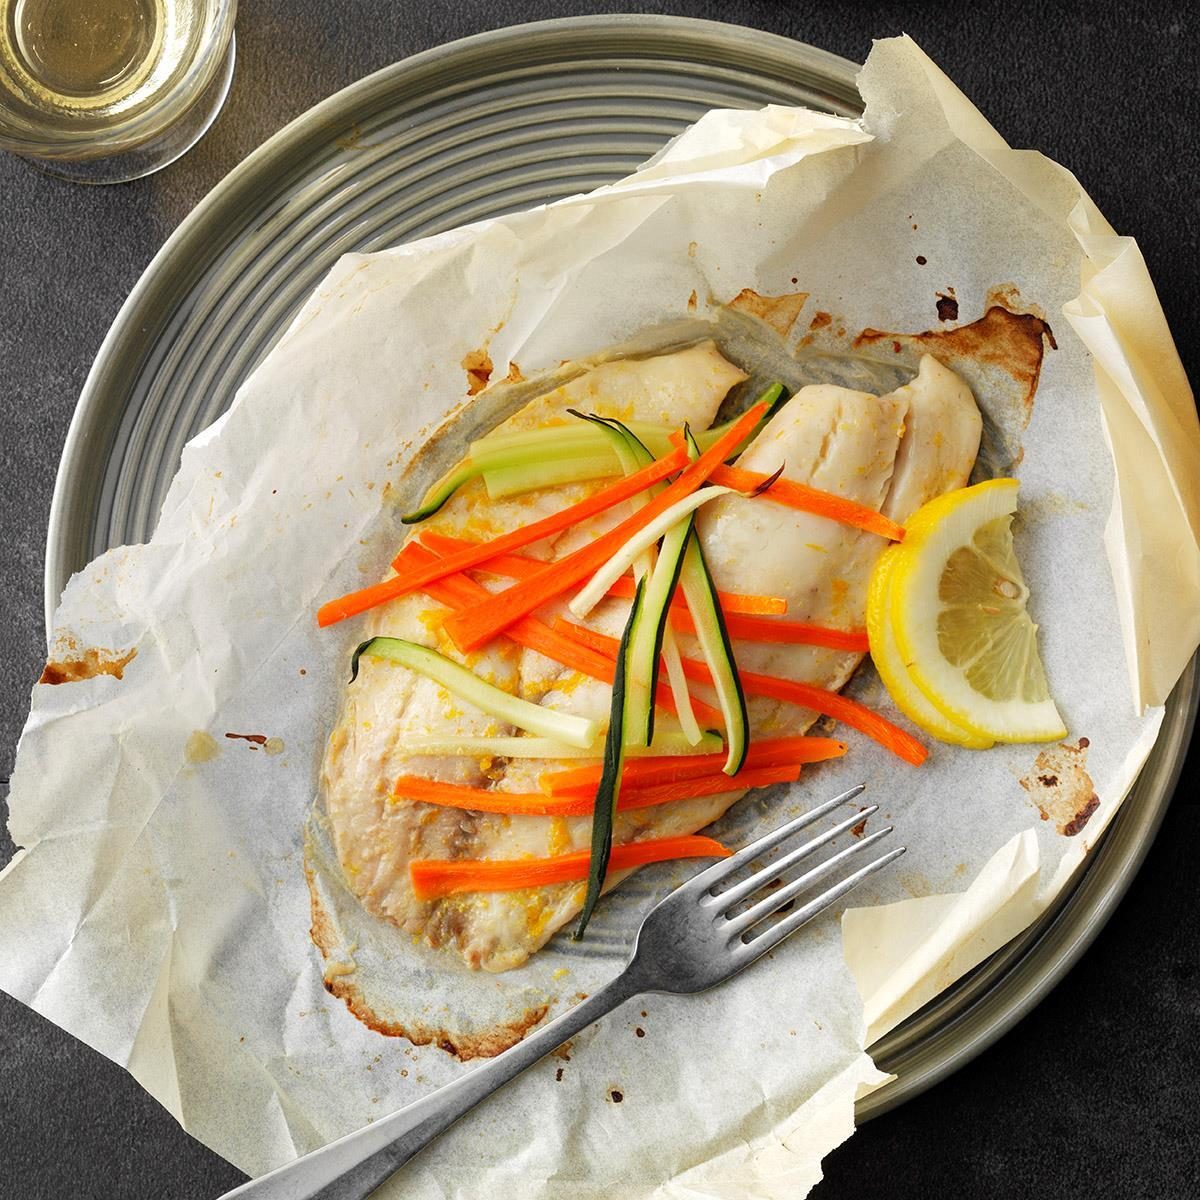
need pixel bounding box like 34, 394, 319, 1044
554, 618, 928, 767
417, 531, 787, 617
394, 765, 800, 818
399, 542, 724, 727
541, 735, 846, 794
442, 402, 771, 650
707, 464, 906, 542
409, 835, 730, 899
315, 446, 689, 627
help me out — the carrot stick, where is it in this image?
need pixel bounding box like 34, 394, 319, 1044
396, 775, 583, 816
443, 402, 771, 650
394, 766, 799, 817
707, 464, 906, 542
441, 535, 862, 651
417, 530, 788, 617
542, 736, 847, 793
612, 578, 785, 617
667, 606, 870, 653
316, 446, 689, 628
399, 542, 724, 727
409, 835, 730, 899
549, 765, 802, 807
553, 618, 928, 767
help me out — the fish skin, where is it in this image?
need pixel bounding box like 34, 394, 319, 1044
322, 349, 982, 972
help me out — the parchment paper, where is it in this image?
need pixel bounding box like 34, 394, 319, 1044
2, 36, 1196, 1199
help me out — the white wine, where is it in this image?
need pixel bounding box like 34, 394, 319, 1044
0, 0, 234, 178
2, 0, 162, 112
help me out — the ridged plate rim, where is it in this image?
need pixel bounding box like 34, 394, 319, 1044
42, 13, 1198, 1123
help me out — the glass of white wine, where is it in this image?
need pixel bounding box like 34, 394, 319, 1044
0, 0, 236, 183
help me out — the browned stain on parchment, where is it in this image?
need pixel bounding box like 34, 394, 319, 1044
1020, 737, 1099, 836
308, 871, 548, 1060
184, 731, 220, 763
503, 361, 524, 384
226, 732, 268, 746
728, 288, 809, 336
855, 303, 1056, 426
935, 292, 959, 322
461, 348, 494, 395
40, 645, 137, 685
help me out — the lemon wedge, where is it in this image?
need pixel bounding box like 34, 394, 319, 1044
886, 478, 1066, 743
867, 545, 994, 749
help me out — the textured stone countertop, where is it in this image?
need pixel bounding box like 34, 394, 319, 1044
1, 3, 1196, 1197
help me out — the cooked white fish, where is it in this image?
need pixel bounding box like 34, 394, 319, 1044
321, 349, 981, 971
322, 342, 747, 970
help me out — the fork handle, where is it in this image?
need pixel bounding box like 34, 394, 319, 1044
219, 971, 641, 1200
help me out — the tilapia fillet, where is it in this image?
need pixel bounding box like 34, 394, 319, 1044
321, 345, 981, 971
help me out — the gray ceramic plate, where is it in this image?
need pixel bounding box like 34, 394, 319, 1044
44, 15, 1198, 1119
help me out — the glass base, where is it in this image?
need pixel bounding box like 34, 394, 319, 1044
22, 31, 236, 185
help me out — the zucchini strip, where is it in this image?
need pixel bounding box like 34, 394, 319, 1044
576, 579, 644, 939
401, 383, 786, 522
351, 637, 599, 749
571, 413, 703, 745
401, 461, 482, 524
678, 528, 749, 775
482, 452, 622, 499
399, 730, 724, 759
568, 486, 737, 618
623, 508, 695, 746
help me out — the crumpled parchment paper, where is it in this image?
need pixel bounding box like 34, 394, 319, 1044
2, 35, 1196, 1200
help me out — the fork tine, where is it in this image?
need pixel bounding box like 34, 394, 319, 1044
733, 844, 906, 965
723, 826, 893, 937
684, 784, 866, 895
712, 805, 878, 912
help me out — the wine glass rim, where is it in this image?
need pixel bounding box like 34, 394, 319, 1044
0, 0, 237, 157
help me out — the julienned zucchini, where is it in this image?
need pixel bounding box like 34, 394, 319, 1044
679, 426, 749, 775
622, 506, 695, 747
569, 484, 736, 618
571, 413, 703, 746
482, 453, 621, 499
678, 529, 748, 775
351, 637, 599, 749
398, 729, 724, 759
401, 460, 483, 524
575, 579, 644, 939
401, 383, 787, 522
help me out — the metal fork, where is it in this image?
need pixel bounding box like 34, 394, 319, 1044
221, 784, 901, 1200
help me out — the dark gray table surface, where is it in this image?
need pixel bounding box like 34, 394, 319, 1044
2, 3, 1197, 1197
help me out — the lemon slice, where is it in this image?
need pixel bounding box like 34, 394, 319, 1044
888, 478, 1066, 743
867, 545, 994, 749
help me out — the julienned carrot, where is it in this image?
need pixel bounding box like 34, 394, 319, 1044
394, 765, 799, 818
594, 765, 801, 808
542, 736, 847, 793
409, 835, 730, 899
612, 577, 784, 616
707, 464, 906, 542
443, 402, 771, 651
553, 618, 928, 767
417, 530, 788, 617
419, 535, 865, 653
316, 446, 689, 628
396, 774, 580, 816
399, 543, 724, 727
667, 606, 870, 653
